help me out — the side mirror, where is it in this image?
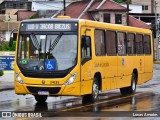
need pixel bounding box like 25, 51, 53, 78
9, 36, 13, 47
82, 36, 91, 48
9, 29, 18, 47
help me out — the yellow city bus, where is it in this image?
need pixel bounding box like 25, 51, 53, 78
9, 17, 153, 103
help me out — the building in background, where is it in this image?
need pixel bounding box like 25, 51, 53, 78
131, 0, 160, 60
0, 0, 70, 41
131, 0, 157, 14
57, 0, 150, 29
121, 3, 142, 13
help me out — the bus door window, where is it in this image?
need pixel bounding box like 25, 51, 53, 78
81, 36, 92, 64
18, 35, 29, 59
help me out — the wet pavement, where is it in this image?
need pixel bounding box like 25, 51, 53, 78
0, 65, 160, 119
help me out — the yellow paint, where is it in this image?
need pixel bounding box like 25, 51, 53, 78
56, 16, 71, 18
13, 18, 153, 98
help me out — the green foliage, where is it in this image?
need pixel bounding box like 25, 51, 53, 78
113, 0, 131, 4
0, 41, 16, 51
113, 0, 124, 3
0, 70, 4, 76
30, 12, 39, 19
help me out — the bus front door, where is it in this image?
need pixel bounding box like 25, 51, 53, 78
80, 28, 93, 95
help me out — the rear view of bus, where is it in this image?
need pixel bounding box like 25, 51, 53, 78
13, 19, 81, 102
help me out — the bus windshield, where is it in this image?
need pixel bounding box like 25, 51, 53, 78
17, 33, 77, 71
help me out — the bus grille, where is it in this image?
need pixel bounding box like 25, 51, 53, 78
27, 86, 61, 94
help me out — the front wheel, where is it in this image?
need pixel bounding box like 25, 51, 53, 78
120, 73, 137, 95
82, 78, 99, 104
34, 95, 48, 103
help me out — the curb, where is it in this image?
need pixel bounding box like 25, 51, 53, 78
0, 81, 14, 92
154, 61, 160, 64
0, 87, 14, 92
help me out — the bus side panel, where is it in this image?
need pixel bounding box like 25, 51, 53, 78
143, 55, 153, 83
92, 56, 117, 91
117, 56, 132, 88
136, 56, 145, 84
102, 56, 117, 91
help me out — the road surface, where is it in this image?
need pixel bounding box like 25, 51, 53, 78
0, 65, 160, 119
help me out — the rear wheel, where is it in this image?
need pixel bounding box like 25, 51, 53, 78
120, 73, 137, 95
34, 95, 48, 103
82, 78, 99, 104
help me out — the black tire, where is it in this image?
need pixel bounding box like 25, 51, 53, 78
82, 78, 99, 104
120, 73, 137, 95
34, 95, 48, 103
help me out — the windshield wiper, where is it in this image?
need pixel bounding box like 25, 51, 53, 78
30, 33, 40, 50
50, 32, 63, 50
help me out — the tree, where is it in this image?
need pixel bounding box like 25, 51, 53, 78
0, 70, 4, 76
113, 0, 125, 3
0, 32, 5, 51
113, 0, 132, 4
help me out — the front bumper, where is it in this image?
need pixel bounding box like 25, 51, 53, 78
15, 81, 80, 96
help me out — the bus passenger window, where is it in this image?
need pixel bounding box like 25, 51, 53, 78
81, 36, 91, 59
127, 33, 135, 55
106, 30, 117, 55
144, 35, 151, 54
117, 32, 126, 55
136, 34, 143, 54
94, 30, 105, 56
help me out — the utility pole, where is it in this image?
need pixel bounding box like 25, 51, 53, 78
8, 13, 11, 41
155, 1, 159, 60
127, 0, 129, 26
63, 0, 66, 15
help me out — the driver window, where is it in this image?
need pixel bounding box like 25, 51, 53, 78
81, 36, 91, 59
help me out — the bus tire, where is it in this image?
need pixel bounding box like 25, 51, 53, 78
120, 73, 137, 95
82, 77, 99, 104
34, 95, 47, 103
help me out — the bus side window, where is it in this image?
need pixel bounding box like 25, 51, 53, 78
117, 32, 127, 55
144, 35, 151, 55
81, 36, 92, 63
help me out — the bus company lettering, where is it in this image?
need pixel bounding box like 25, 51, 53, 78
94, 62, 109, 68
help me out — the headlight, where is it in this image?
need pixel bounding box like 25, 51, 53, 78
64, 73, 78, 85
15, 72, 25, 84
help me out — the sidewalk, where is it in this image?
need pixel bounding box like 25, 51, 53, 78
0, 71, 14, 91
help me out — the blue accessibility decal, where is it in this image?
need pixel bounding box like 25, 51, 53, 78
45, 60, 55, 70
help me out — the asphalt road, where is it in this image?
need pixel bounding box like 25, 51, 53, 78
0, 65, 160, 119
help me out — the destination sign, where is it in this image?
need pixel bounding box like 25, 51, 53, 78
20, 22, 78, 31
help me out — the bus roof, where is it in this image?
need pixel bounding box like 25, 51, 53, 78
21, 18, 151, 34
22, 18, 80, 23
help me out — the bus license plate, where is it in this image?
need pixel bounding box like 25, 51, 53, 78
38, 91, 49, 95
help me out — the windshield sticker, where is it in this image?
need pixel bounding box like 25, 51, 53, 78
21, 59, 28, 65
40, 35, 46, 40
45, 60, 55, 70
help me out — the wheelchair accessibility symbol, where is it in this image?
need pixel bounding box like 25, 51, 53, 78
45, 60, 55, 70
